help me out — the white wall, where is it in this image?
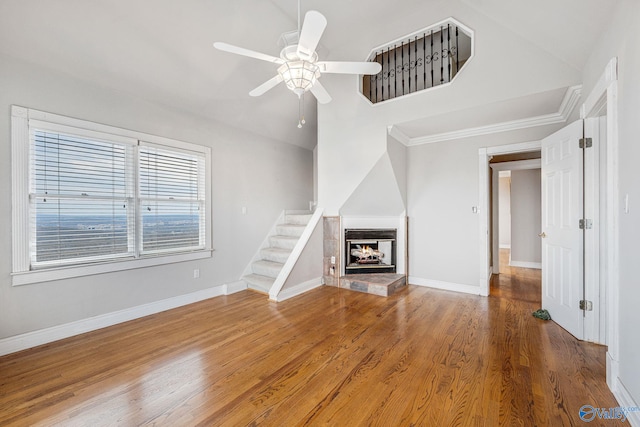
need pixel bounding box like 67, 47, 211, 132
581, 0, 640, 412
317, 4, 580, 216
407, 138, 483, 288
498, 175, 511, 248
510, 169, 542, 267
0, 53, 313, 340
405, 128, 558, 292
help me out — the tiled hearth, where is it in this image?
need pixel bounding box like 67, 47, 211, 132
339, 273, 407, 296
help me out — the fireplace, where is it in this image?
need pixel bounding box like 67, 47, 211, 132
345, 228, 396, 275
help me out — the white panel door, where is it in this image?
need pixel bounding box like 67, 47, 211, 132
541, 120, 584, 340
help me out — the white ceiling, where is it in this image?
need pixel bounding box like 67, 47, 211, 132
0, 0, 618, 150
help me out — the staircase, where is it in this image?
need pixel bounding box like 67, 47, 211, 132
243, 211, 313, 294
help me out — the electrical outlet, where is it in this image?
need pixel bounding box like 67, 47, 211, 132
193, 268, 200, 279
330, 256, 335, 264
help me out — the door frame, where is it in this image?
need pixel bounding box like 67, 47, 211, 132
479, 135, 597, 335
580, 58, 619, 389
478, 140, 541, 297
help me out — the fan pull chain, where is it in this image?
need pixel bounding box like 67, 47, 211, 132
298, 92, 306, 128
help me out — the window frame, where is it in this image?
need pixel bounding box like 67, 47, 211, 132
11, 106, 213, 286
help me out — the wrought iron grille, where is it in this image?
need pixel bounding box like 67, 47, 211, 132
362, 22, 472, 104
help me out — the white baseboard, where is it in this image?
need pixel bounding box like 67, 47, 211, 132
607, 351, 619, 390
480, 270, 492, 297
509, 260, 542, 269
224, 280, 247, 295
499, 244, 511, 249
271, 277, 323, 302
614, 377, 640, 426
0, 285, 231, 357
409, 276, 482, 295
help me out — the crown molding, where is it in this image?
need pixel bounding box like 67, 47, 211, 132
389, 85, 582, 147
387, 125, 411, 145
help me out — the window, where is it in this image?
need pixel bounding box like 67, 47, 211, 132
138, 143, 206, 255
31, 129, 134, 267
11, 106, 212, 285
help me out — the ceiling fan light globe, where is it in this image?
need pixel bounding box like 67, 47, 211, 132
277, 60, 321, 95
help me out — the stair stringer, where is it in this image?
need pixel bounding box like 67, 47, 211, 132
241, 210, 286, 278
269, 208, 324, 301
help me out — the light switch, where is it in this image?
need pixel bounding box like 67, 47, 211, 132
624, 194, 630, 214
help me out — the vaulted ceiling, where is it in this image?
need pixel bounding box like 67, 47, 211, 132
0, 0, 618, 150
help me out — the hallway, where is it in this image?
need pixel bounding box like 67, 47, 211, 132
491, 248, 542, 303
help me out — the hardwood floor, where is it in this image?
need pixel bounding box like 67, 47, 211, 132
491, 248, 542, 304
0, 267, 619, 426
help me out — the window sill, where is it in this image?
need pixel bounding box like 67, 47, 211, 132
11, 250, 214, 286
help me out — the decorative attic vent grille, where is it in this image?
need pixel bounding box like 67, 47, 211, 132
362, 20, 472, 104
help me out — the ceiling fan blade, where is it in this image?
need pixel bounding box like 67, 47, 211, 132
310, 81, 332, 104
213, 42, 284, 64
297, 10, 327, 59
318, 61, 382, 75
249, 75, 284, 97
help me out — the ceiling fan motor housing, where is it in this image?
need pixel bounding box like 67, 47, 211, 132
280, 44, 317, 63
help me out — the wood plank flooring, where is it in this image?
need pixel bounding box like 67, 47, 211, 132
0, 263, 620, 426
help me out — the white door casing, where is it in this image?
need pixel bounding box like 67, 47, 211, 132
583, 116, 603, 344
478, 140, 542, 296
541, 120, 584, 340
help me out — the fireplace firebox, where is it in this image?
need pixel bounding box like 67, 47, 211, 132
345, 228, 396, 275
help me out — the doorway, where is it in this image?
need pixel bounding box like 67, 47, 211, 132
489, 154, 542, 275
478, 120, 607, 345
478, 140, 541, 299
489, 155, 542, 304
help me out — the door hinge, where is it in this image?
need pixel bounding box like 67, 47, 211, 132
579, 300, 593, 311
579, 137, 593, 148
579, 219, 593, 230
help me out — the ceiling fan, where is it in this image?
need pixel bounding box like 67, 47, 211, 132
213, 4, 381, 127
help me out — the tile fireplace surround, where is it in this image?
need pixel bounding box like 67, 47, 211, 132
323, 216, 407, 296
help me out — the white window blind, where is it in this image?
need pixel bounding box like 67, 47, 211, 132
13, 112, 211, 280
30, 129, 135, 267
12, 106, 212, 285
138, 144, 206, 254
